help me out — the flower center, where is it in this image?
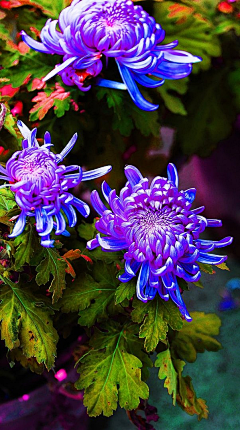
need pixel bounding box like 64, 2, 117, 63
13, 149, 58, 189
131, 206, 183, 237
81, 0, 139, 50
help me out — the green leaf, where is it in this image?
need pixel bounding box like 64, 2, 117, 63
158, 79, 188, 115
96, 87, 160, 137
198, 262, 215, 274
53, 97, 71, 118
60, 262, 120, 327
115, 279, 136, 304
1, 52, 54, 89
214, 19, 240, 36
193, 280, 204, 289
172, 69, 236, 156
13, 224, 42, 270
0, 187, 17, 217
129, 99, 160, 137
155, 345, 209, 419
2, 109, 22, 147
36, 248, 68, 303
96, 87, 134, 136
7, 348, 44, 374
90, 321, 152, 380
0, 276, 58, 370
132, 297, 183, 352
78, 221, 97, 241
172, 311, 222, 363
155, 348, 183, 405
84, 246, 123, 264
153, 2, 221, 72
75, 321, 149, 417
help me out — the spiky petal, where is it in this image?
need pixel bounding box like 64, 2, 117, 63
87, 163, 233, 320
0, 121, 111, 247
21, 0, 201, 111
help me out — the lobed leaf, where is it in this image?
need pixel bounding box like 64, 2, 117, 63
13, 224, 42, 270
60, 262, 121, 327
155, 347, 208, 419
0, 276, 58, 370
76, 321, 149, 417
155, 348, 183, 405
29, 83, 70, 121
0, 188, 17, 217
36, 248, 68, 303
115, 279, 136, 304
153, 1, 221, 72
132, 296, 183, 352
177, 374, 209, 420
171, 311, 222, 363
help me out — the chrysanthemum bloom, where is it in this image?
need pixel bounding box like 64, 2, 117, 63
87, 164, 233, 320
0, 120, 111, 247
21, 0, 201, 111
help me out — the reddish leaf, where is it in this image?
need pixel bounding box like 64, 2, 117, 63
30, 83, 70, 120
62, 249, 83, 278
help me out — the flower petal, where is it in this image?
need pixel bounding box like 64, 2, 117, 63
197, 252, 227, 265
167, 163, 178, 187
82, 165, 112, 181
86, 237, 100, 250
184, 188, 196, 204
43, 56, 78, 82
56, 133, 78, 162
72, 197, 90, 218
97, 234, 128, 251
21, 31, 52, 53
8, 211, 27, 238
124, 165, 144, 187
116, 62, 159, 111
96, 78, 127, 90
91, 190, 108, 215
136, 261, 150, 302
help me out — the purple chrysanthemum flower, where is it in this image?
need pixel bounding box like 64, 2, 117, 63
21, 0, 201, 111
87, 164, 233, 320
0, 120, 111, 247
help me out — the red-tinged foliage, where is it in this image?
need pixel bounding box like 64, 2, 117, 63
80, 254, 93, 264
31, 78, 46, 91
168, 4, 194, 18
218, 2, 234, 13
0, 146, 10, 158
30, 83, 70, 120
0, 84, 19, 97
11, 100, 23, 116
62, 249, 89, 277
0, 1, 11, 9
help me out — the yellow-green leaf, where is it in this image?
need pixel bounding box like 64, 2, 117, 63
132, 297, 183, 352
0, 276, 58, 370
155, 349, 179, 405
172, 311, 222, 362
76, 322, 149, 417
36, 248, 68, 303
13, 224, 42, 270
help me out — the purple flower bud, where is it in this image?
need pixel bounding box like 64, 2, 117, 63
0, 121, 111, 247
21, 0, 201, 111
87, 164, 233, 320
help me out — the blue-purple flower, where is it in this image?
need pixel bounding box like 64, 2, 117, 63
21, 0, 201, 111
87, 164, 233, 320
0, 120, 111, 247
